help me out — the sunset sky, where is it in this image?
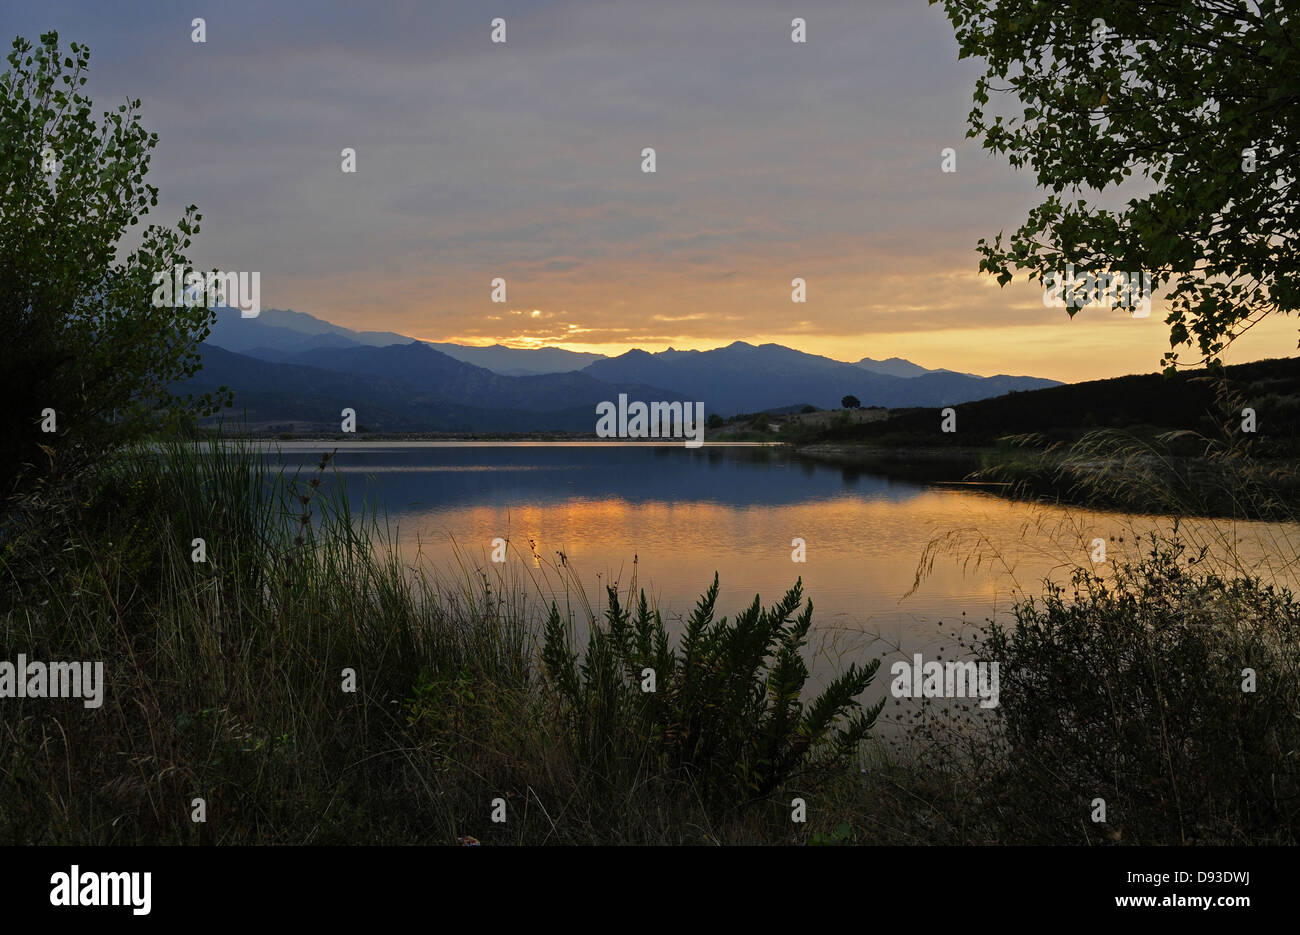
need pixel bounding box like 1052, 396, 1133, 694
11, 0, 1296, 383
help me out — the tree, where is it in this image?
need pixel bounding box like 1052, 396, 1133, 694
841, 395, 861, 409
933, 0, 1299, 370
705, 412, 724, 429
0, 32, 225, 498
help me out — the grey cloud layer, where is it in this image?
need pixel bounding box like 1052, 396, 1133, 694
6, 0, 1042, 339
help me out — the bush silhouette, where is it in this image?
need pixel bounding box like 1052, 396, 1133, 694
542, 574, 883, 813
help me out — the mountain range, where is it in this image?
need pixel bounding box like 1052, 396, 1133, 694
187, 307, 1060, 432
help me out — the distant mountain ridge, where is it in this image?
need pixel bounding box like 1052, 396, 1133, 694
204, 307, 1030, 384
578, 341, 1056, 414
206, 307, 410, 353
855, 357, 977, 379
206, 307, 602, 375
425, 342, 605, 375
191, 307, 1062, 429
183, 345, 655, 433
282, 342, 685, 413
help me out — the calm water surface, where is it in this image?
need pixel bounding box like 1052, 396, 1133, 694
259, 441, 1300, 696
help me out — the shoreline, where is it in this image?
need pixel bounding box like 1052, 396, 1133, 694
182, 432, 1298, 521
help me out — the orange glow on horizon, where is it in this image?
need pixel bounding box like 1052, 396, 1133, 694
411, 312, 1298, 384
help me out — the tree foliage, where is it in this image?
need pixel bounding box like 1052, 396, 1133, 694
0, 32, 225, 498
934, 0, 1299, 370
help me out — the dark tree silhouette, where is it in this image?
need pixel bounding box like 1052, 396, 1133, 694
935, 0, 1299, 371
0, 32, 226, 497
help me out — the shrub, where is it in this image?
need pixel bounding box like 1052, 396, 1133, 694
980, 535, 1300, 844
542, 575, 883, 815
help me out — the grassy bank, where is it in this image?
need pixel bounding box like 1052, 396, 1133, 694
2, 438, 1297, 844
791, 436, 1300, 518
788, 357, 1300, 519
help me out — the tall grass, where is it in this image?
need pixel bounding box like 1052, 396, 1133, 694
1, 439, 538, 842
3, 430, 1297, 845
0, 437, 875, 844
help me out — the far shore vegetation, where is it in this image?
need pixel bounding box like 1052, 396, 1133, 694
210, 352, 1300, 521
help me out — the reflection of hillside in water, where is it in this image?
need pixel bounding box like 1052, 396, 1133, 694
265, 443, 929, 513
244, 442, 1300, 699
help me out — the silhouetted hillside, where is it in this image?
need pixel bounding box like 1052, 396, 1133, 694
181, 346, 604, 432
808, 357, 1300, 456
581, 341, 1058, 414
284, 342, 683, 412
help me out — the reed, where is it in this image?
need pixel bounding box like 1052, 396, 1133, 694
3, 432, 1296, 844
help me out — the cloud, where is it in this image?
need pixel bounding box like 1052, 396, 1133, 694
8, 0, 1285, 380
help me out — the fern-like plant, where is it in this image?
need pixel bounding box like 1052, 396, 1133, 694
542, 574, 883, 813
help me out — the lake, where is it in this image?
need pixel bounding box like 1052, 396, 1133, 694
259, 441, 1300, 708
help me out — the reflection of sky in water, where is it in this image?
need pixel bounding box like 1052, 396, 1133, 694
326, 465, 559, 473
257, 442, 1300, 712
